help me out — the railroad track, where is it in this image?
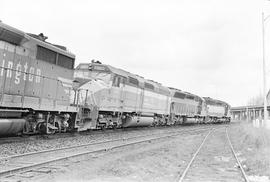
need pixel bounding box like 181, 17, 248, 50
0, 124, 221, 160
0, 124, 204, 145
0, 123, 232, 145
0, 126, 214, 180
0, 126, 164, 145
177, 126, 249, 182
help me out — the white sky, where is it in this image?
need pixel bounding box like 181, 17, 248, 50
1, 0, 270, 106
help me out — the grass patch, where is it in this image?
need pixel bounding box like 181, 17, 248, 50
230, 122, 270, 177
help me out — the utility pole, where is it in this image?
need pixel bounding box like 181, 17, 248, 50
246, 107, 249, 122
262, 12, 268, 125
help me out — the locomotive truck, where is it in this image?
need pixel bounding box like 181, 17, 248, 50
0, 22, 230, 136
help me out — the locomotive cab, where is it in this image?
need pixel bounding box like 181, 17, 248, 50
73, 62, 119, 130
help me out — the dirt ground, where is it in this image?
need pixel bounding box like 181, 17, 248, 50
3, 123, 269, 182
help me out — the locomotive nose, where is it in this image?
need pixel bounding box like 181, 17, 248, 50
74, 79, 109, 107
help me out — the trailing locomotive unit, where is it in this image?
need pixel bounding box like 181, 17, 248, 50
74, 62, 171, 129
203, 97, 231, 123
73, 62, 231, 129
169, 88, 206, 124
0, 22, 78, 135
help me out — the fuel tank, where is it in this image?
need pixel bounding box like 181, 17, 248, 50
122, 116, 154, 127
0, 119, 25, 136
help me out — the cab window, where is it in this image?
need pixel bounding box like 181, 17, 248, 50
113, 76, 121, 87
113, 75, 126, 87
128, 76, 139, 86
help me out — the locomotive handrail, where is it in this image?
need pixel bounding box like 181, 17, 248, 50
0, 66, 74, 95
0, 66, 75, 108
0, 66, 93, 94
0, 66, 64, 82
0, 108, 29, 112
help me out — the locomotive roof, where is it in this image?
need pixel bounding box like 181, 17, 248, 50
112, 64, 170, 94
108, 64, 169, 87
0, 21, 75, 59
77, 62, 171, 95
168, 87, 203, 101
168, 87, 182, 91
203, 97, 230, 107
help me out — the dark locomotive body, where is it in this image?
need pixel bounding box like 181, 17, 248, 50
0, 22, 78, 135
0, 22, 231, 136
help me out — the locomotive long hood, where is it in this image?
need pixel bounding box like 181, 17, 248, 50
0, 22, 29, 45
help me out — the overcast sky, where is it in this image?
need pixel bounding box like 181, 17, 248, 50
1, 0, 270, 106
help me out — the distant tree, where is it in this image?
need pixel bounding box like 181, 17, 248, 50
248, 90, 270, 106
247, 94, 263, 106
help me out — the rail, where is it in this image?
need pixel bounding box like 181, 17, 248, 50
226, 127, 249, 182
177, 128, 213, 182
177, 126, 249, 182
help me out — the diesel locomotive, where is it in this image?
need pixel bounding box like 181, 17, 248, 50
0, 22, 230, 136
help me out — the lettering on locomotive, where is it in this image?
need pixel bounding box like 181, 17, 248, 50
0, 53, 41, 84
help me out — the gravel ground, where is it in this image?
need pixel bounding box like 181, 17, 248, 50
0, 125, 201, 158
8, 129, 207, 182
1, 124, 250, 182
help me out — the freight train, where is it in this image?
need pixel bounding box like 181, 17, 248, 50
0, 22, 230, 136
